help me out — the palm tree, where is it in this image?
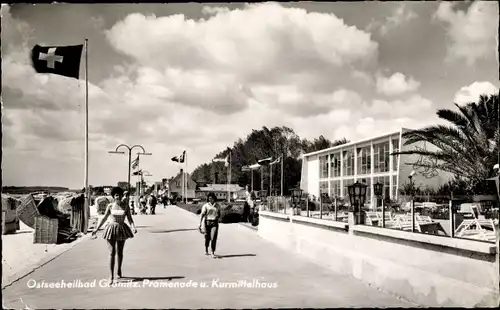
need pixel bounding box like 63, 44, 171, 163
394, 93, 499, 191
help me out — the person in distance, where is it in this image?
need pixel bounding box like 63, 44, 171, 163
199, 192, 221, 258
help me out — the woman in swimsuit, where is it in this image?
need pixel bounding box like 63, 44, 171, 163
199, 192, 221, 258
92, 186, 137, 283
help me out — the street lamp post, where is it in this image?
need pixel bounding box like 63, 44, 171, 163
108, 144, 151, 196
348, 182, 368, 225
374, 182, 384, 227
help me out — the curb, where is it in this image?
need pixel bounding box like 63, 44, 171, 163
238, 222, 258, 231
2, 233, 92, 290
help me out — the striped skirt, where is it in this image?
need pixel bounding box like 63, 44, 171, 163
102, 222, 134, 241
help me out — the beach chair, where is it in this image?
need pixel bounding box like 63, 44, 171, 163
397, 214, 419, 232
454, 206, 497, 242
365, 212, 379, 226
416, 215, 433, 223
375, 211, 399, 229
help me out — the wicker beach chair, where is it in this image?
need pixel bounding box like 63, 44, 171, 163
33, 215, 58, 244
17, 194, 40, 229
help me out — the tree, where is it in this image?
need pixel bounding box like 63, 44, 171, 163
332, 137, 349, 147
301, 136, 349, 154
189, 125, 351, 195
117, 182, 128, 190
92, 186, 105, 196
395, 93, 499, 191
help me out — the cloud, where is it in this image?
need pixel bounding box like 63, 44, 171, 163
105, 2, 378, 84
366, 3, 417, 36
250, 86, 364, 117
327, 94, 436, 141
376, 72, 421, 96
369, 95, 433, 119
435, 1, 498, 65
99, 1, 381, 136
454, 81, 499, 105
201, 6, 230, 16
1, 5, 35, 54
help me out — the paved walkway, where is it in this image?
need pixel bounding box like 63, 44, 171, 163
2, 206, 416, 308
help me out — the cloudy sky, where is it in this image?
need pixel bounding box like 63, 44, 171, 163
2, 2, 499, 188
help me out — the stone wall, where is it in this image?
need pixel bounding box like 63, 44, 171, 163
258, 211, 498, 307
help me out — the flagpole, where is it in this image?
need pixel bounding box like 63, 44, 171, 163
228, 151, 231, 202
270, 160, 273, 196
83, 38, 89, 233
185, 151, 187, 204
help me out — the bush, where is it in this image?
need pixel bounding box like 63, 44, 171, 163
220, 212, 241, 223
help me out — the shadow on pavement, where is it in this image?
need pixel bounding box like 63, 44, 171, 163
120, 276, 185, 282
135, 225, 151, 228
216, 254, 256, 259
150, 228, 198, 233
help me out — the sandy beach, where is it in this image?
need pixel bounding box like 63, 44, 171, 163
2, 206, 100, 287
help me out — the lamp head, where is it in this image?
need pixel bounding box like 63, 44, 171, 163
494, 164, 499, 170
374, 182, 384, 196
409, 170, 416, 178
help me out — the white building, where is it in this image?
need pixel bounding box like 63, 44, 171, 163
195, 184, 245, 201
300, 128, 452, 206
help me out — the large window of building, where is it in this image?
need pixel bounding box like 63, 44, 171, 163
392, 175, 398, 199
359, 177, 371, 204
330, 153, 341, 177
374, 175, 390, 199
343, 149, 354, 176
319, 155, 329, 179
374, 142, 390, 173
392, 139, 399, 172
329, 180, 341, 197
343, 178, 354, 197
356, 146, 371, 175
319, 180, 329, 195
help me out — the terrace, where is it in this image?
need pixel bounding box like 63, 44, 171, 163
259, 179, 499, 307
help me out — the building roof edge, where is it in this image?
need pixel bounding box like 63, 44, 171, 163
302, 127, 413, 158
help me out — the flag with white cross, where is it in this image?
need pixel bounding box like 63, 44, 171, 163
31, 44, 83, 79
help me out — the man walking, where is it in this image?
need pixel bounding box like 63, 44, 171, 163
149, 194, 157, 215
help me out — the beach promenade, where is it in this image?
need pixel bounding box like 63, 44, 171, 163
2, 205, 416, 308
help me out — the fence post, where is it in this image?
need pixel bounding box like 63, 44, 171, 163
495, 216, 499, 307
334, 197, 338, 221
320, 194, 323, 219
306, 195, 309, 217
449, 199, 454, 238
411, 198, 415, 233
381, 196, 385, 228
